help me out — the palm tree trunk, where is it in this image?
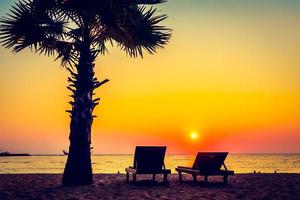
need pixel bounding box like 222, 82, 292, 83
62, 46, 95, 185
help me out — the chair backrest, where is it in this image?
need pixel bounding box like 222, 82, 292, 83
192, 152, 228, 172
133, 146, 166, 173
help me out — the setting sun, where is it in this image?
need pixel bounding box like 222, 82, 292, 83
190, 132, 198, 140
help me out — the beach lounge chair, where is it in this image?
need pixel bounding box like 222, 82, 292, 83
125, 146, 171, 183
175, 152, 234, 184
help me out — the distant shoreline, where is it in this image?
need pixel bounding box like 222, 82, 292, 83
0, 153, 31, 157
10, 153, 300, 156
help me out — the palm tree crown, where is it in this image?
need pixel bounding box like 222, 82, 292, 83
0, 0, 171, 63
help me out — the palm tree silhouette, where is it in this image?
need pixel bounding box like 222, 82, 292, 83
0, 0, 171, 185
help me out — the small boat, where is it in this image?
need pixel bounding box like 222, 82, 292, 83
0, 151, 31, 157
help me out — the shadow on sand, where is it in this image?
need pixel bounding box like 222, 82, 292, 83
179, 180, 230, 188
130, 180, 170, 187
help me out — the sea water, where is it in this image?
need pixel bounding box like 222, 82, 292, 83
0, 154, 300, 174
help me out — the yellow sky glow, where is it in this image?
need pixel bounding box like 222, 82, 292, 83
0, 1, 300, 154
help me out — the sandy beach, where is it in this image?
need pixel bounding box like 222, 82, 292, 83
0, 174, 299, 200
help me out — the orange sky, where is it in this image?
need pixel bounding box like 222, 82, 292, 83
0, 0, 300, 154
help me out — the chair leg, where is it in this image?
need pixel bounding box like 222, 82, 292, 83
192, 174, 197, 182
126, 172, 129, 183
152, 174, 156, 181
163, 173, 168, 182
224, 175, 228, 184
179, 172, 182, 182
133, 174, 136, 183
204, 175, 208, 182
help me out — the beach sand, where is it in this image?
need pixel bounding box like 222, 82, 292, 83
0, 174, 299, 199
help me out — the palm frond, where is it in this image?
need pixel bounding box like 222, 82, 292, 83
0, 0, 171, 65
37, 38, 77, 66
105, 6, 171, 57
0, 0, 65, 52
55, 40, 78, 66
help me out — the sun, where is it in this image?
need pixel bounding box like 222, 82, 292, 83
190, 131, 198, 140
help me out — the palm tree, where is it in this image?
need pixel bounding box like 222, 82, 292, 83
0, 0, 171, 186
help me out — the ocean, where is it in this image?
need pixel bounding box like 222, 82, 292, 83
1, 154, 300, 174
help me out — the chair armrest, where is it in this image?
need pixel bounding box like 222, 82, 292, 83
177, 166, 191, 169
175, 167, 200, 174
125, 167, 137, 174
